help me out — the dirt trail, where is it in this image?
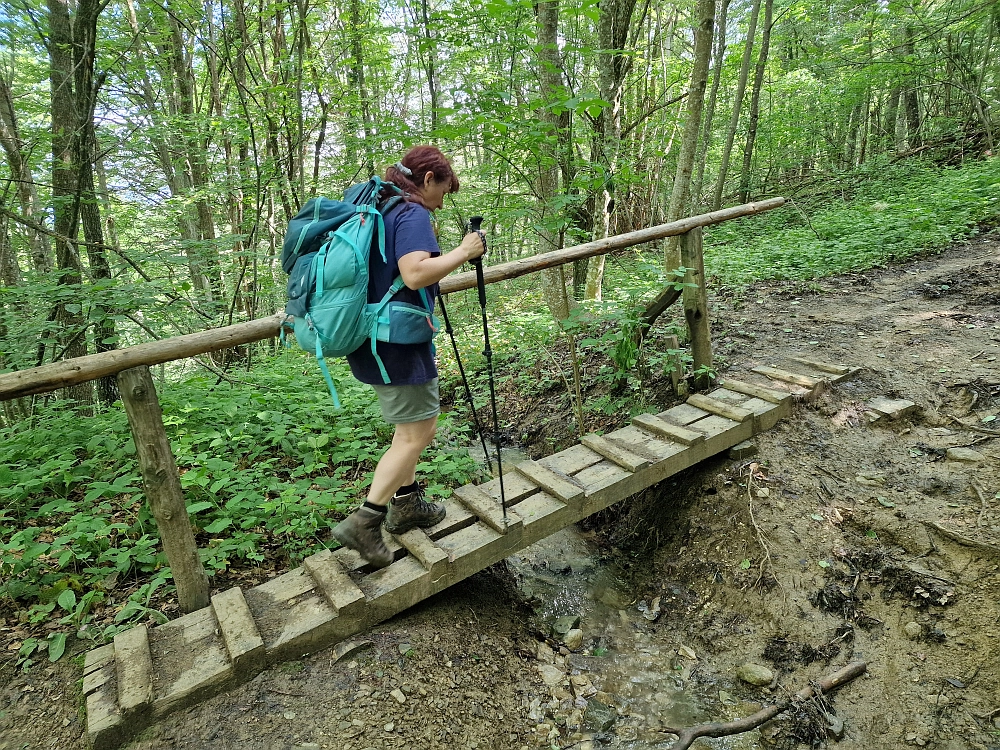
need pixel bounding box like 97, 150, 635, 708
1, 233, 998, 750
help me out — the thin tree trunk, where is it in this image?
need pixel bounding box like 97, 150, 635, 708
663, 0, 715, 270
712, 0, 760, 211
691, 0, 730, 212
902, 24, 921, 150
737, 0, 772, 204
535, 0, 569, 321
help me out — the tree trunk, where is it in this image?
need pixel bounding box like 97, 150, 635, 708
585, 0, 640, 301
737, 0, 773, 204
0, 73, 51, 273
663, 0, 715, 270
691, 0, 730, 212
712, 0, 760, 211
47, 0, 93, 405
884, 86, 901, 153
535, 0, 569, 321
902, 24, 921, 150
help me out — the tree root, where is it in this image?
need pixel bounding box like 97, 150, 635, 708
922, 520, 1000, 557
658, 660, 867, 750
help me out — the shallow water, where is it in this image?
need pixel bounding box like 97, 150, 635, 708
508, 527, 760, 749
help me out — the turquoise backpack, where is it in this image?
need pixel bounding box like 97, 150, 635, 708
282, 177, 439, 407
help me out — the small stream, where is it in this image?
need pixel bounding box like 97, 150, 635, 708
465, 443, 759, 748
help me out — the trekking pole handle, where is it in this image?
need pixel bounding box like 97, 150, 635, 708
468, 216, 488, 309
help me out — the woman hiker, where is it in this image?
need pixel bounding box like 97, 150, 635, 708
331, 145, 486, 568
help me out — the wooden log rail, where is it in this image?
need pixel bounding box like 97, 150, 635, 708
0, 197, 784, 402
0, 197, 785, 614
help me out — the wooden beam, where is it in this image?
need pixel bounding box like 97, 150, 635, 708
0, 313, 286, 401
681, 227, 713, 390
117, 366, 210, 613
1, 200, 786, 403
440, 198, 786, 294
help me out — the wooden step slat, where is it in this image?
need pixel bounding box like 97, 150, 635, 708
114, 624, 153, 717
393, 528, 450, 576
514, 460, 584, 503
719, 378, 792, 405
580, 434, 651, 472
452, 484, 523, 535
631, 413, 705, 445
788, 356, 851, 375
302, 549, 366, 618
686, 393, 753, 423
752, 365, 825, 389
211, 587, 265, 673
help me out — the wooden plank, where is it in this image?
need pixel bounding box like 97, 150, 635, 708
452, 483, 523, 535
87, 685, 125, 750
538, 444, 605, 475
514, 460, 585, 503
513, 492, 577, 547
752, 365, 825, 389
83, 664, 114, 696
720, 378, 792, 405
302, 548, 366, 618
686, 393, 753, 423
114, 624, 153, 716
393, 528, 450, 577
606, 425, 687, 462
84, 644, 116, 675
659, 402, 711, 426
211, 587, 265, 673
580, 434, 651, 472
632, 413, 705, 445
788, 356, 851, 375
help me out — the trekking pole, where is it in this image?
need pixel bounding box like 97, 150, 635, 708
437, 295, 493, 474
468, 216, 507, 526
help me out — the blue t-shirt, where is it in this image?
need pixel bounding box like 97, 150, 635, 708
345, 201, 440, 385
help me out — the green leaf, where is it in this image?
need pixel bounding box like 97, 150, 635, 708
982, 415, 997, 423
48, 633, 67, 662
818, 560, 831, 568
57, 589, 77, 611
204, 518, 232, 534
186, 501, 214, 515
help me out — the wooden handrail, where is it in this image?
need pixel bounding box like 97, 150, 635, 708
0, 197, 785, 402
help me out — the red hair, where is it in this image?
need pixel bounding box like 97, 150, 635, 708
384, 145, 459, 208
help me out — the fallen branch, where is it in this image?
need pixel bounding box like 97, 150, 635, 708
659, 661, 867, 750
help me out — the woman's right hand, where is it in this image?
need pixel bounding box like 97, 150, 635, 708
459, 231, 487, 263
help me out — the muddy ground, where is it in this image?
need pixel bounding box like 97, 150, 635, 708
1, 231, 998, 750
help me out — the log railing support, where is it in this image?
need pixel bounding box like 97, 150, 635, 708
116, 366, 210, 613
680, 227, 714, 390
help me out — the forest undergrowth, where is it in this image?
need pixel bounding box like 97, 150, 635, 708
2, 156, 999, 671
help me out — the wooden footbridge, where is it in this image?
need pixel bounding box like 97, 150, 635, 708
81, 372, 810, 749
0, 198, 801, 749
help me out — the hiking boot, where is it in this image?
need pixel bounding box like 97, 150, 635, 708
384, 487, 446, 535
330, 506, 393, 568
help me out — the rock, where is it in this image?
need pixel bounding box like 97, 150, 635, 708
677, 645, 697, 660
536, 641, 555, 664
729, 440, 758, 459
904, 622, 923, 640
946, 447, 984, 463
537, 664, 565, 687
333, 639, 374, 663
564, 629, 584, 651
736, 663, 774, 687
283, 711, 296, 720
295, 745, 321, 750
552, 615, 582, 637
390, 688, 406, 704
384, 722, 394, 732
583, 699, 618, 731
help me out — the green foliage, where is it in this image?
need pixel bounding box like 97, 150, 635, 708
706, 159, 1000, 284
0, 350, 480, 640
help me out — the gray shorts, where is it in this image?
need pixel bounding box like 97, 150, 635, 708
371, 378, 440, 424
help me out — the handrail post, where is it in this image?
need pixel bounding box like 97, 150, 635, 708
117, 366, 210, 613
680, 227, 714, 390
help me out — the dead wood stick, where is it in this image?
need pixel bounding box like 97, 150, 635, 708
659, 661, 867, 750
946, 414, 1000, 437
